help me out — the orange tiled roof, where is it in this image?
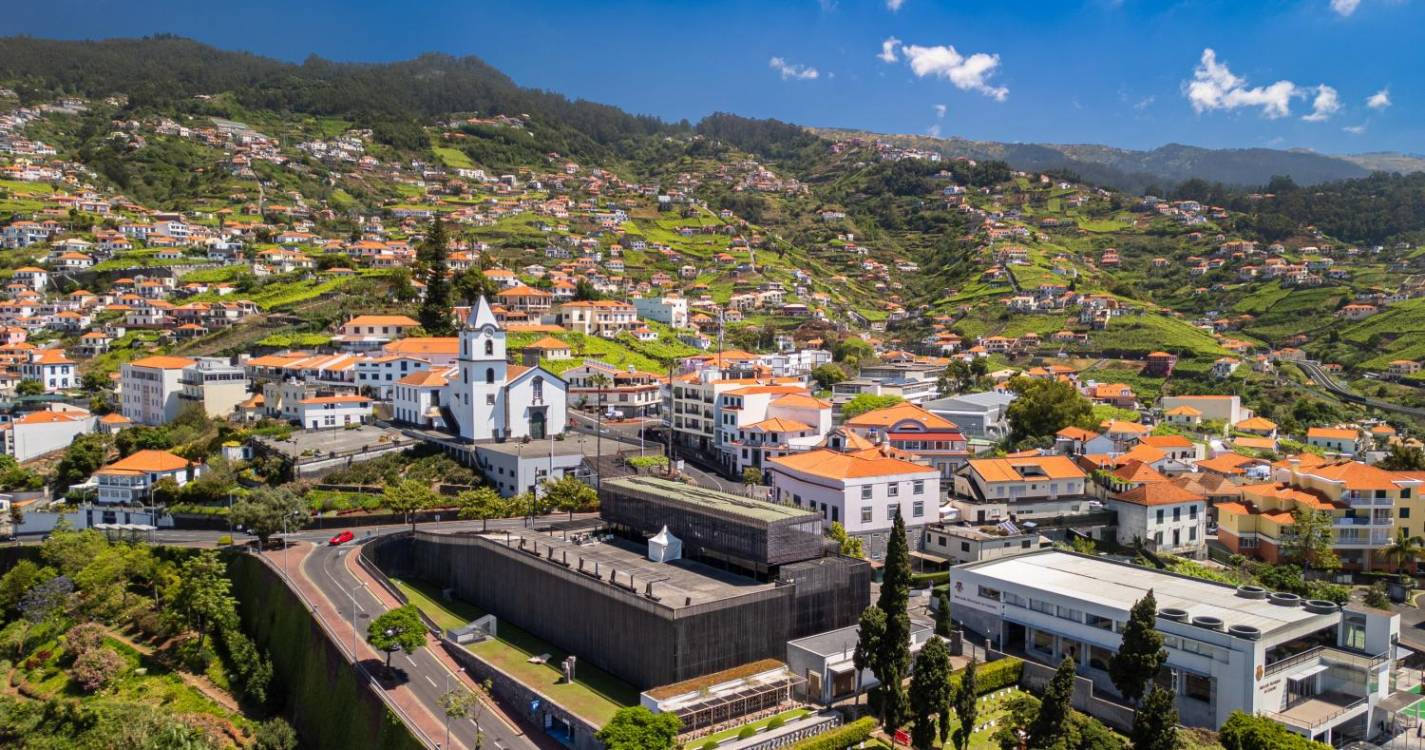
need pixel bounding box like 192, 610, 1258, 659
770, 448, 935, 480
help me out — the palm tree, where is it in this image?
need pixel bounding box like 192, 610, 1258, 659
1384, 528, 1425, 576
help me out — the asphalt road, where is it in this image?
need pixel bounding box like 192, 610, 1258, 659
303, 536, 535, 750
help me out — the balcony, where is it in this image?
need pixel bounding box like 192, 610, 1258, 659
1334, 515, 1392, 528
1344, 492, 1393, 508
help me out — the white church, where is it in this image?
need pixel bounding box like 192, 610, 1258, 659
392, 297, 567, 441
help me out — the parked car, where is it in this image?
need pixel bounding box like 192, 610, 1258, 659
329, 530, 355, 546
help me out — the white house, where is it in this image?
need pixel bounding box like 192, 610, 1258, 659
295, 395, 372, 430
1, 409, 95, 461
95, 449, 204, 504
1108, 482, 1207, 558
19, 349, 76, 392
633, 295, 689, 329
768, 447, 940, 560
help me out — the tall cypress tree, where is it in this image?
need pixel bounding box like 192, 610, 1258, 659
951, 657, 977, 750
852, 605, 885, 708
417, 216, 454, 335
1108, 590, 1166, 710
1027, 655, 1076, 747
1131, 686, 1179, 750
909, 636, 952, 750
875, 510, 913, 730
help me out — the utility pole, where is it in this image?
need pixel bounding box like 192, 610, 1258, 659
665, 358, 676, 477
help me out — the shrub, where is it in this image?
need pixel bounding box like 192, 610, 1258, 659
65, 622, 106, 661
950, 656, 1022, 694
738, 726, 757, 739
1364, 582, 1392, 610
254, 717, 299, 750
217, 535, 233, 546
71, 646, 125, 692
911, 571, 949, 587
786, 717, 877, 750
766, 715, 786, 731
699, 741, 718, 750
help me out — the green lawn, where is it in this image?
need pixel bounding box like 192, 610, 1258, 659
686, 708, 812, 748
433, 145, 475, 170
390, 577, 637, 726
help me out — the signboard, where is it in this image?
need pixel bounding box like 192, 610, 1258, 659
949, 577, 1003, 615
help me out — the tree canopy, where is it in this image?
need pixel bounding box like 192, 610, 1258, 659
595, 706, 681, 750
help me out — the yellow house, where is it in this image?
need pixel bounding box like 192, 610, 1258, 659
1218, 457, 1425, 571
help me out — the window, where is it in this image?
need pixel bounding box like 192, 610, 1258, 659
888, 483, 899, 497
977, 586, 1001, 602
1402, 508, 1412, 519
1184, 673, 1213, 703
1173, 507, 1181, 521
913, 480, 924, 495
532, 377, 543, 401
1405, 489, 1414, 500
961, 541, 971, 552
1190, 527, 1198, 541
861, 507, 872, 523
886, 503, 899, 521
912, 500, 924, 518
861, 486, 873, 500
1156, 509, 1164, 523
485, 368, 495, 384
1190, 504, 1198, 519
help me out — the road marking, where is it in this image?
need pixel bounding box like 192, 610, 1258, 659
425, 674, 438, 688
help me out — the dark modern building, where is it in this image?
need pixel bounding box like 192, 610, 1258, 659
373, 478, 870, 690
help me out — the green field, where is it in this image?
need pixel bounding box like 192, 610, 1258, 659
433, 145, 475, 170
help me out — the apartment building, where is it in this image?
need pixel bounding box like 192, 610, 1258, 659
633, 295, 689, 329
177, 358, 249, 419
667, 369, 802, 455
333, 314, 422, 350
717, 385, 831, 475
555, 300, 639, 337
1108, 482, 1208, 558
564, 361, 664, 418
120, 355, 198, 425
952, 455, 1092, 523
1217, 458, 1424, 571
769, 447, 940, 559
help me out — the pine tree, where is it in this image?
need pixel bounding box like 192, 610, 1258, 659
1130, 686, 1179, 750
852, 605, 885, 708
1108, 591, 1166, 710
909, 636, 952, 750
1027, 656, 1076, 747
951, 657, 977, 750
418, 216, 454, 335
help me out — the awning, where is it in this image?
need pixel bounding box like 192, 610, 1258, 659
1288, 664, 1330, 681
828, 663, 858, 675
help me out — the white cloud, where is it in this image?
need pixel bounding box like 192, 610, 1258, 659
769, 57, 819, 81
927, 124, 941, 137
817, 0, 837, 11
1184, 48, 1302, 119
899, 43, 1009, 101
934, 103, 947, 119
886, 0, 905, 10
1344, 123, 1368, 134
878, 37, 901, 64
1330, 0, 1362, 16
1134, 95, 1155, 111
1367, 88, 1391, 110
1302, 85, 1341, 122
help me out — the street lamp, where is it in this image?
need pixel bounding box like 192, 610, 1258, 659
345, 584, 362, 661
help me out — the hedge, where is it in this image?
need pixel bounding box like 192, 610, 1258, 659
911, 571, 950, 587
949, 656, 1022, 695
786, 717, 877, 750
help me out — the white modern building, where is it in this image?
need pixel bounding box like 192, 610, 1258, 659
950, 551, 1400, 741
177, 358, 249, 419
0, 409, 95, 461
633, 295, 689, 329
924, 391, 1016, 442
120, 355, 198, 425
294, 395, 372, 430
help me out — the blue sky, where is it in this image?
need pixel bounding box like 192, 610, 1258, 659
10, 0, 1424, 154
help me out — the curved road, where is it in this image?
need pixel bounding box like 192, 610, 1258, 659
1296, 361, 1425, 418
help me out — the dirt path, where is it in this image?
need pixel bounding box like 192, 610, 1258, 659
102, 626, 243, 713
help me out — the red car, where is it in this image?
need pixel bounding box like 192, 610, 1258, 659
328, 530, 355, 546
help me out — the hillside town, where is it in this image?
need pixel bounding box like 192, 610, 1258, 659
4, 75, 1425, 750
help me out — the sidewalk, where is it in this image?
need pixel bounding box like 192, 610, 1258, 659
339, 543, 562, 750
260, 542, 459, 750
